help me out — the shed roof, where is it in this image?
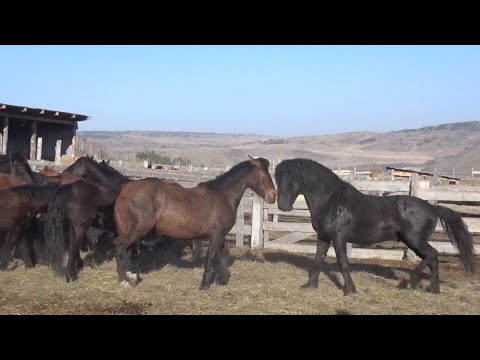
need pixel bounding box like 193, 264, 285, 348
0, 103, 90, 122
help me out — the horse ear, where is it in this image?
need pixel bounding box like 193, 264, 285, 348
248, 154, 261, 166
106, 160, 110, 164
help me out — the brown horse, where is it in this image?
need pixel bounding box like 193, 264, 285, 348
114, 155, 277, 289
40, 166, 61, 177
0, 173, 28, 189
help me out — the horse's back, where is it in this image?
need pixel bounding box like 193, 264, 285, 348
0, 173, 28, 189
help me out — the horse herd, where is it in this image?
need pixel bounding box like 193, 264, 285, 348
0, 152, 476, 295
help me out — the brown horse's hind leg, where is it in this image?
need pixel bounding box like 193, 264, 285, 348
115, 223, 153, 287
116, 239, 143, 287
66, 221, 90, 283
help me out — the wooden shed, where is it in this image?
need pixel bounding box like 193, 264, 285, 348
0, 103, 90, 162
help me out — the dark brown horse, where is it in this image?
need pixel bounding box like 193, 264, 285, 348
0, 173, 28, 189
44, 178, 122, 282
114, 155, 277, 290
0, 152, 38, 185
0, 182, 60, 269
43, 157, 130, 282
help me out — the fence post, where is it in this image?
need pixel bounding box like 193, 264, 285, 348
36, 137, 42, 160
263, 207, 270, 244
251, 193, 264, 249
55, 140, 62, 165
235, 196, 245, 246
409, 173, 419, 197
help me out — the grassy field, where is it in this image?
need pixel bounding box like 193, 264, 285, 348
0, 246, 478, 315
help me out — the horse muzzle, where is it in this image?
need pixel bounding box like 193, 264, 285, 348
264, 189, 277, 204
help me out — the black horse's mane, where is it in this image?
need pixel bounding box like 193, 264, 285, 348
201, 158, 270, 191
275, 158, 361, 196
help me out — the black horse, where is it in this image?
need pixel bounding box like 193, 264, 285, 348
275, 158, 476, 294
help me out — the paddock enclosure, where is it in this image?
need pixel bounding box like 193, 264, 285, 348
0, 158, 479, 315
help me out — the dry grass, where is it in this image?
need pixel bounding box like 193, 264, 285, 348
0, 246, 479, 315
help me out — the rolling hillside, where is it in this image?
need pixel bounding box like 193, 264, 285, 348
77, 121, 480, 171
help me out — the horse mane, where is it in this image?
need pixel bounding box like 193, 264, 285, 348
275, 158, 358, 195
98, 160, 130, 182
200, 158, 270, 191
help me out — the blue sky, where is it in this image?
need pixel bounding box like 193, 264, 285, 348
1, 45, 479, 136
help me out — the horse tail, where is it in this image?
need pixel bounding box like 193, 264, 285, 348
433, 205, 476, 273
44, 187, 68, 275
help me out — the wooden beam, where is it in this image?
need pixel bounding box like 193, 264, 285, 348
267, 208, 311, 217
271, 232, 310, 245
418, 189, 480, 202
264, 242, 406, 261
264, 221, 316, 233
410, 173, 419, 197
235, 196, 245, 246
251, 193, 265, 249
435, 218, 480, 234
0, 113, 78, 125
36, 137, 42, 160
437, 203, 480, 216
228, 224, 251, 236
55, 140, 61, 165
30, 120, 37, 160
2, 116, 8, 154
429, 241, 480, 255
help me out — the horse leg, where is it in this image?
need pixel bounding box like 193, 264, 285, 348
70, 222, 84, 270
399, 220, 440, 293
301, 235, 331, 289
17, 220, 36, 268
402, 241, 439, 293
332, 236, 356, 295
116, 240, 140, 287
191, 239, 203, 265
66, 217, 92, 283
199, 231, 222, 290
214, 243, 231, 286
0, 222, 23, 270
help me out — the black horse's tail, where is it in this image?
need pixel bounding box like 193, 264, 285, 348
434, 205, 476, 273
44, 188, 68, 275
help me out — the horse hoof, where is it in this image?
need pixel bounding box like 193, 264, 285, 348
125, 271, 140, 285
120, 280, 132, 288
300, 282, 318, 290
66, 274, 78, 283
397, 279, 410, 289
343, 288, 357, 296
427, 286, 440, 294
199, 283, 211, 291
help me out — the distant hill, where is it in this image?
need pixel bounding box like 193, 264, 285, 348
77, 121, 480, 171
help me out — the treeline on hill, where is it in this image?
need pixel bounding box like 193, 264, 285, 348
136, 150, 192, 166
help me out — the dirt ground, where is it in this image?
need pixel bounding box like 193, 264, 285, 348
0, 245, 478, 315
